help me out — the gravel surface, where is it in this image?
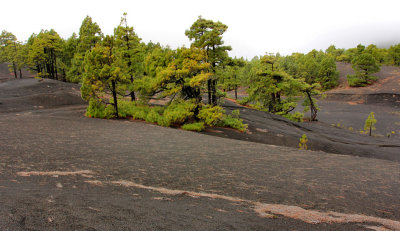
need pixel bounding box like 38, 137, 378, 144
0, 63, 399, 230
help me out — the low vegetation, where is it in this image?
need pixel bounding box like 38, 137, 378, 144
299, 134, 308, 150
364, 112, 377, 136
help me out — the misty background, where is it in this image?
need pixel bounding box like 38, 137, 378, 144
2, 0, 400, 59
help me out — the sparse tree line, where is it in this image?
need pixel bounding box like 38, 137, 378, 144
0, 14, 397, 127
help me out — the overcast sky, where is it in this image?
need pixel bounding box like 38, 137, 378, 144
2, 0, 400, 59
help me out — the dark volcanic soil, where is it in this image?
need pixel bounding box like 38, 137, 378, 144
0, 63, 400, 230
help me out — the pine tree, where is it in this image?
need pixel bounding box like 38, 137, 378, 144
155, 47, 210, 104
58, 33, 78, 81
301, 83, 321, 121
388, 44, 400, 66
114, 13, 143, 101
26, 30, 62, 79
68, 16, 103, 82
317, 55, 339, 90
219, 57, 246, 100
0, 30, 24, 78
348, 53, 380, 87
81, 35, 129, 118
364, 112, 377, 136
185, 16, 231, 105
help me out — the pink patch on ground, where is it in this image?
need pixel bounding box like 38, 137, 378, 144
17, 170, 95, 178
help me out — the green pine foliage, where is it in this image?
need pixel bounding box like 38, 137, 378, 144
217, 110, 248, 132
198, 105, 225, 126
114, 13, 143, 101
348, 53, 380, 87
185, 16, 232, 105
81, 35, 129, 118
278, 50, 339, 90
181, 122, 205, 131
13, 14, 400, 132
0, 30, 25, 78
68, 16, 103, 82
364, 112, 377, 136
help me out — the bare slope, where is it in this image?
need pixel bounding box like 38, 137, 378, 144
1, 99, 399, 230
0, 62, 399, 230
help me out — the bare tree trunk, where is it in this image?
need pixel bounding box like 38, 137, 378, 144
12, 62, 17, 78
306, 90, 317, 121
207, 79, 212, 104
130, 75, 136, 101
211, 79, 217, 105
112, 80, 119, 118
54, 54, 58, 80
235, 87, 238, 100
62, 69, 66, 82
19, 68, 22, 78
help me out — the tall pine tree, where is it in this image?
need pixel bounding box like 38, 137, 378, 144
114, 13, 143, 101
68, 16, 102, 82
185, 16, 231, 105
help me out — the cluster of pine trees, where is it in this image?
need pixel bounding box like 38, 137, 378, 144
1, 14, 398, 125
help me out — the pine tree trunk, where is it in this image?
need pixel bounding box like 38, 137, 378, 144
211, 79, 217, 105
112, 80, 119, 118
207, 79, 212, 104
54, 54, 58, 80
130, 75, 135, 101
235, 86, 238, 100
12, 62, 17, 78
62, 69, 66, 82
306, 91, 317, 121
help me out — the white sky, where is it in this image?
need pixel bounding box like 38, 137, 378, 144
2, 0, 400, 59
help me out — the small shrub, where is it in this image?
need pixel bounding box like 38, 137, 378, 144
364, 112, 377, 136
347, 74, 367, 87
283, 112, 304, 122
198, 105, 225, 126
237, 97, 250, 105
218, 116, 248, 132
299, 134, 308, 150
181, 122, 205, 131
145, 107, 163, 124
104, 104, 116, 119
117, 100, 136, 117
131, 105, 150, 120
217, 109, 248, 132
86, 98, 105, 118
231, 109, 240, 118
162, 100, 197, 126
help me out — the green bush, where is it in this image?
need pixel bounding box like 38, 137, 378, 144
85, 97, 248, 132
181, 122, 205, 131
231, 109, 240, 118
218, 115, 248, 132
86, 98, 105, 118
146, 107, 163, 124
347, 74, 367, 87
131, 105, 150, 120
299, 134, 308, 150
198, 105, 225, 126
282, 112, 304, 122
104, 104, 117, 119
161, 100, 197, 127
117, 100, 135, 117
237, 97, 250, 105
